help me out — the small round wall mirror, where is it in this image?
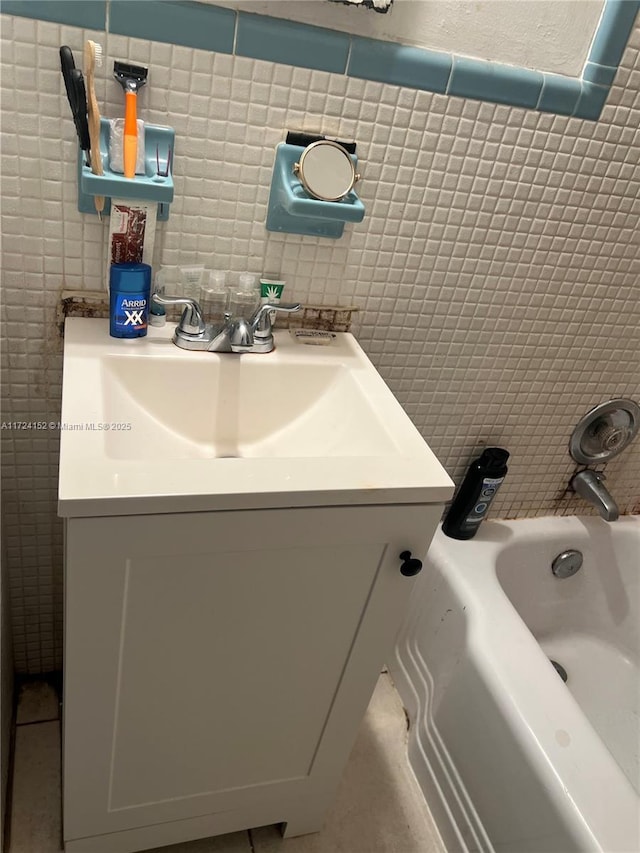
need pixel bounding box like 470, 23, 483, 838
293, 140, 360, 202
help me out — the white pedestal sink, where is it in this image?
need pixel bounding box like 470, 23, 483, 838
58, 318, 453, 853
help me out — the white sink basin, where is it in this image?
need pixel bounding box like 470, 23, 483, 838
59, 319, 453, 516
102, 356, 398, 460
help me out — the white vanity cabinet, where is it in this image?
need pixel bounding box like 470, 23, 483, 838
59, 320, 454, 852
63, 502, 442, 853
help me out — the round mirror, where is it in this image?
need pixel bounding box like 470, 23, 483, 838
293, 140, 359, 202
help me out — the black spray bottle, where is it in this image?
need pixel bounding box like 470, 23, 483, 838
442, 448, 509, 540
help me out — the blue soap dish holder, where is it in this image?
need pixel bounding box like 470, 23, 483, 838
266, 143, 365, 239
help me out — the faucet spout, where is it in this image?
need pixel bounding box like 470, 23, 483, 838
227, 318, 253, 353
570, 469, 619, 521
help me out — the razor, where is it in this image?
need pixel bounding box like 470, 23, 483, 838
113, 61, 148, 179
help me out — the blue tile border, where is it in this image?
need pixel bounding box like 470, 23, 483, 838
2, 0, 638, 120
236, 13, 349, 75
348, 37, 451, 94
575, 81, 611, 121
449, 57, 543, 110
582, 61, 618, 86
538, 74, 582, 116
588, 0, 640, 67
109, 1, 235, 55
0, 0, 106, 30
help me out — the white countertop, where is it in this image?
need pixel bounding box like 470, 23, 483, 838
58, 319, 454, 517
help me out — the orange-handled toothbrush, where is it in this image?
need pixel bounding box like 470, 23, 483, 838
113, 61, 148, 179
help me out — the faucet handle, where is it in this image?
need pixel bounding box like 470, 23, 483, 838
151, 290, 206, 335
251, 302, 302, 336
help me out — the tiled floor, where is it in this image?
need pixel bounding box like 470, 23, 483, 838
7, 674, 445, 853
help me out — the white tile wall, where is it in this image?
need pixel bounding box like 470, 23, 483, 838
1, 13, 639, 672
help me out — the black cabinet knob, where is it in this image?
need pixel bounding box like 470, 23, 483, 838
399, 550, 423, 577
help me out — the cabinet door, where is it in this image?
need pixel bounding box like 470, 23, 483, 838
64, 504, 439, 842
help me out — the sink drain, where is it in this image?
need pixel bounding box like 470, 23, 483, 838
550, 659, 568, 683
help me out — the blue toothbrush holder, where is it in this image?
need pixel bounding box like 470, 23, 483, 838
78, 118, 175, 221
266, 143, 365, 239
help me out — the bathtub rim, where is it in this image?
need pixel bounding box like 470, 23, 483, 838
391, 514, 639, 853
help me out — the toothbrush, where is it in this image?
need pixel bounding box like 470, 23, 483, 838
113, 61, 148, 180
84, 40, 104, 219
59, 46, 91, 166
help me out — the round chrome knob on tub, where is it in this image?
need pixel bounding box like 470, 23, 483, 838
569, 398, 640, 464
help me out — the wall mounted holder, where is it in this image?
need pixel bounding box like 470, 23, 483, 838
77, 118, 175, 222
266, 143, 365, 239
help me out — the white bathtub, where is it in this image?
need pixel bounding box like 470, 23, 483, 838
389, 516, 639, 853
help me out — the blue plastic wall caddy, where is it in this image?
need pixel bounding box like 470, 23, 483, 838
266, 143, 365, 239
78, 118, 175, 221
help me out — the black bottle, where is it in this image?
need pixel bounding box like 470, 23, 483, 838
442, 448, 509, 540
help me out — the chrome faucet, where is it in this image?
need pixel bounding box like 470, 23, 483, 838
151, 290, 301, 354
570, 469, 619, 521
